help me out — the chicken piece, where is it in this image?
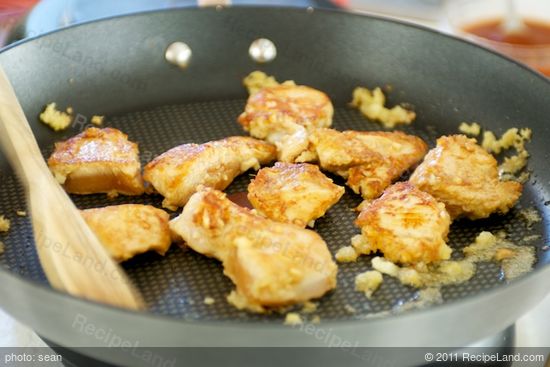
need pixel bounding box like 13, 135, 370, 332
81, 204, 171, 262
354, 182, 452, 265
298, 128, 427, 200
248, 163, 344, 227
238, 84, 333, 162
409, 135, 523, 219
169, 187, 337, 311
143, 136, 276, 210
48, 128, 145, 197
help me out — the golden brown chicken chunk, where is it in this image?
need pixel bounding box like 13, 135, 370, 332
354, 182, 452, 265
48, 127, 145, 197
298, 128, 427, 200
248, 163, 345, 227
169, 187, 337, 312
409, 135, 523, 219
238, 84, 333, 162
81, 204, 171, 262
143, 137, 276, 210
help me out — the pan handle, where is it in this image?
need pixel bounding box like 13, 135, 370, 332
197, 0, 232, 6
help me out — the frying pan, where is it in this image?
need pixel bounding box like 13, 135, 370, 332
0, 4, 549, 366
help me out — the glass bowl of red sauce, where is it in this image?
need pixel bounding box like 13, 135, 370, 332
446, 0, 550, 77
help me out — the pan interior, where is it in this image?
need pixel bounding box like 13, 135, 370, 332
0, 97, 548, 323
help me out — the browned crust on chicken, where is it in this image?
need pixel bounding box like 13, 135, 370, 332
169, 187, 337, 310
248, 162, 345, 227
355, 182, 452, 265
302, 128, 428, 199
409, 135, 522, 219
47, 127, 145, 196
81, 204, 171, 262
143, 136, 276, 209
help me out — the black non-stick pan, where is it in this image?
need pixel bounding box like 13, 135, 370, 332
0, 5, 549, 366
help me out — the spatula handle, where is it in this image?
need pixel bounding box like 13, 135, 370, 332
0, 67, 51, 186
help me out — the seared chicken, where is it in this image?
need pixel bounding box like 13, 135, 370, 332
143, 137, 276, 210
238, 84, 333, 162
169, 187, 337, 311
81, 204, 171, 262
409, 135, 522, 219
354, 182, 452, 265
298, 128, 427, 200
48, 127, 145, 196
248, 162, 345, 227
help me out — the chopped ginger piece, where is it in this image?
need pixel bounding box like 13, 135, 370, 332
371, 256, 400, 277
16, 211, 26, 217
91, 115, 104, 126
39, 103, 72, 131
311, 315, 321, 324
355, 270, 383, 298
243, 71, 295, 95
203, 296, 215, 305
0, 241, 4, 254
458, 122, 481, 136
495, 248, 516, 261
350, 86, 415, 128
482, 128, 531, 154
335, 246, 359, 263
301, 301, 317, 314
499, 150, 529, 176
0, 216, 10, 233
284, 312, 303, 326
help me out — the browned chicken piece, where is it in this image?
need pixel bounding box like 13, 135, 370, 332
248, 162, 345, 227
48, 127, 145, 197
238, 84, 333, 162
143, 137, 276, 210
81, 204, 171, 262
298, 128, 427, 200
169, 187, 337, 312
409, 135, 523, 219
354, 182, 452, 265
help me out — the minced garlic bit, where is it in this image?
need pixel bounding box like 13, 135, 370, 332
369, 230, 534, 290
311, 315, 321, 324
39, 103, 73, 131
16, 210, 27, 217
458, 122, 481, 136
350, 86, 415, 128
301, 301, 318, 314
518, 207, 542, 228
0, 215, 10, 233
91, 115, 104, 126
0, 241, 4, 255
66, 106, 74, 114
227, 290, 265, 313
344, 304, 357, 314
243, 70, 296, 95
284, 312, 303, 326
482, 127, 531, 154
371, 256, 400, 277
463, 231, 535, 280
335, 246, 359, 263
355, 270, 383, 298
203, 296, 215, 305
499, 150, 529, 176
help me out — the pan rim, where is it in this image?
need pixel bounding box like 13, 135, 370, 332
0, 5, 549, 330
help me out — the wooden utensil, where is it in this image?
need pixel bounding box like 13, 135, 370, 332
0, 66, 144, 310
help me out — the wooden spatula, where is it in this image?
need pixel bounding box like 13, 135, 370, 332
0, 66, 144, 310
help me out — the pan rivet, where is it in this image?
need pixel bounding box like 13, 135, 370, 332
165, 42, 192, 69
249, 38, 277, 63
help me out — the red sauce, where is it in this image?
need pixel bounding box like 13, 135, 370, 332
463, 18, 550, 45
